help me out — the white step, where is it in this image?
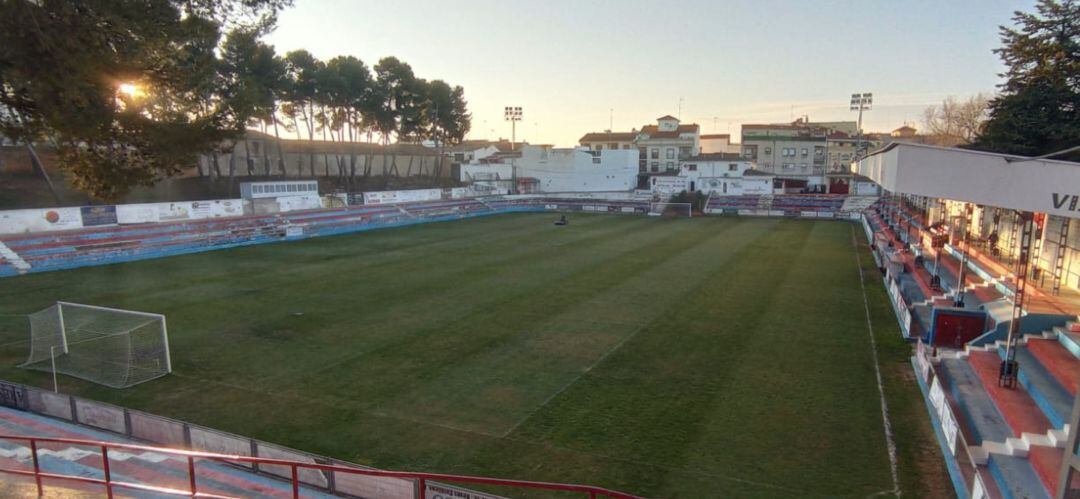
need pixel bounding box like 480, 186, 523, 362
0, 241, 30, 273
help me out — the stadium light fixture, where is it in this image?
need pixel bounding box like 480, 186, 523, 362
504, 106, 522, 151
849, 92, 872, 158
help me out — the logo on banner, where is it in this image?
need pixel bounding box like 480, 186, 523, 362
45, 211, 60, 223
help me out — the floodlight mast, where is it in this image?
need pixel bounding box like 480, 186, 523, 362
849, 92, 872, 158
505, 106, 523, 192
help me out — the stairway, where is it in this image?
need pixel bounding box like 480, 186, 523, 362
756, 194, 773, 211
932, 322, 1080, 497
840, 195, 879, 214
0, 240, 30, 274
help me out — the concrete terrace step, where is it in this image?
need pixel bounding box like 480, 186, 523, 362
1026, 337, 1080, 397
997, 343, 1074, 430
1028, 445, 1079, 497
938, 358, 1014, 445
1053, 325, 1080, 360
987, 452, 1052, 499
0, 406, 336, 498
967, 351, 1054, 439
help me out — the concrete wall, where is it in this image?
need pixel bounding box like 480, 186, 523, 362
516, 146, 637, 193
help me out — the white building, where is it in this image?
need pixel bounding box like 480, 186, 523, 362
461, 145, 638, 193
650, 153, 773, 196
636, 115, 701, 174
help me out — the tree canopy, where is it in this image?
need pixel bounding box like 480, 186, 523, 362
0, 0, 471, 200
970, 0, 1080, 161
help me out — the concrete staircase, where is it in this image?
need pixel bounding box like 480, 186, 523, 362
840, 196, 879, 214
932, 322, 1080, 497
0, 240, 30, 274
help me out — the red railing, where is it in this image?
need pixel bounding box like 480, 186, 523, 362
0, 434, 642, 499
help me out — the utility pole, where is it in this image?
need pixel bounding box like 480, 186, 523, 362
678, 97, 683, 120
850, 92, 873, 159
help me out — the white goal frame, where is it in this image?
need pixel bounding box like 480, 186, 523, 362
648, 202, 693, 217
21, 301, 172, 390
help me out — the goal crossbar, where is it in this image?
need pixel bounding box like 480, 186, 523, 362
648, 202, 693, 217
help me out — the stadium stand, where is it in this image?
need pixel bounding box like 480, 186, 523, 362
866, 200, 1080, 498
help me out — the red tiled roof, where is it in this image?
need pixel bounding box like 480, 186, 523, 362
639, 124, 699, 139
700, 134, 730, 139
578, 132, 639, 143
656, 115, 679, 121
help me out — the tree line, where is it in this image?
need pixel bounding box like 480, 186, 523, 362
218, 34, 471, 185
0, 0, 471, 201
921, 0, 1077, 160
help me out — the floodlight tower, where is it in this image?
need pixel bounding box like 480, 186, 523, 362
504, 106, 522, 151
504, 106, 522, 192
849, 92, 872, 158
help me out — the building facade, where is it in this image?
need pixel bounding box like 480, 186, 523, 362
578, 116, 701, 176
636, 116, 701, 174
578, 132, 638, 152
699, 134, 740, 155
461, 145, 638, 193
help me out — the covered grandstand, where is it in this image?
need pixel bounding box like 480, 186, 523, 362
855, 142, 1080, 498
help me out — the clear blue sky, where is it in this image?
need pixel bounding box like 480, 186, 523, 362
266, 0, 1033, 146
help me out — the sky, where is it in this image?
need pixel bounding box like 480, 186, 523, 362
265, 0, 1035, 147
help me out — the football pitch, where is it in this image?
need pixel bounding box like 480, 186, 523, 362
0, 213, 942, 497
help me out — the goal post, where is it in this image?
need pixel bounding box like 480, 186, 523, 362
21, 302, 172, 389
649, 202, 693, 218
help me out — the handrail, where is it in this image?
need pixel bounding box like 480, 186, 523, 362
0, 434, 642, 499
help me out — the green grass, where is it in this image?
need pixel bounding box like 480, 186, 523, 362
0, 213, 946, 497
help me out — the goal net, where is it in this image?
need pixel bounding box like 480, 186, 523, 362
648, 202, 692, 217
20, 302, 172, 389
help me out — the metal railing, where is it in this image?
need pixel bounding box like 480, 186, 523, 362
0, 434, 641, 499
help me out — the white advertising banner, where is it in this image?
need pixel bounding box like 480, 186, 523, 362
941, 403, 959, 456
277, 195, 322, 213
363, 188, 443, 205
929, 376, 946, 415
0, 207, 83, 234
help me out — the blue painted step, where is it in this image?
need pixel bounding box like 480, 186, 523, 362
938, 358, 1013, 444
987, 453, 1052, 499
996, 345, 1072, 430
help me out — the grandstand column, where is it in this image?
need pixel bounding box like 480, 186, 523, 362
954, 203, 974, 307
1001, 211, 1034, 389
1053, 217, 1070, 296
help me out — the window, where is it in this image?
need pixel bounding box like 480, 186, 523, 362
666, 148, 675, 159
609, 143, 618, 149
592, 157, 601, 164
651, 148, 659, 159
678, 146, 691, 160
729, 163, 738, 171
783, 163, 795, 170
666, 161, 675, 170
453, 153, 465, 162
596, 144, 604, 151
764, 147, 772, 155
814, 146, 825, 158
781, 148, 795, 157
687, 164, 698, 171
801, 148, 808, 157
800, 163, 808, 170
623, 144, 631, 149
